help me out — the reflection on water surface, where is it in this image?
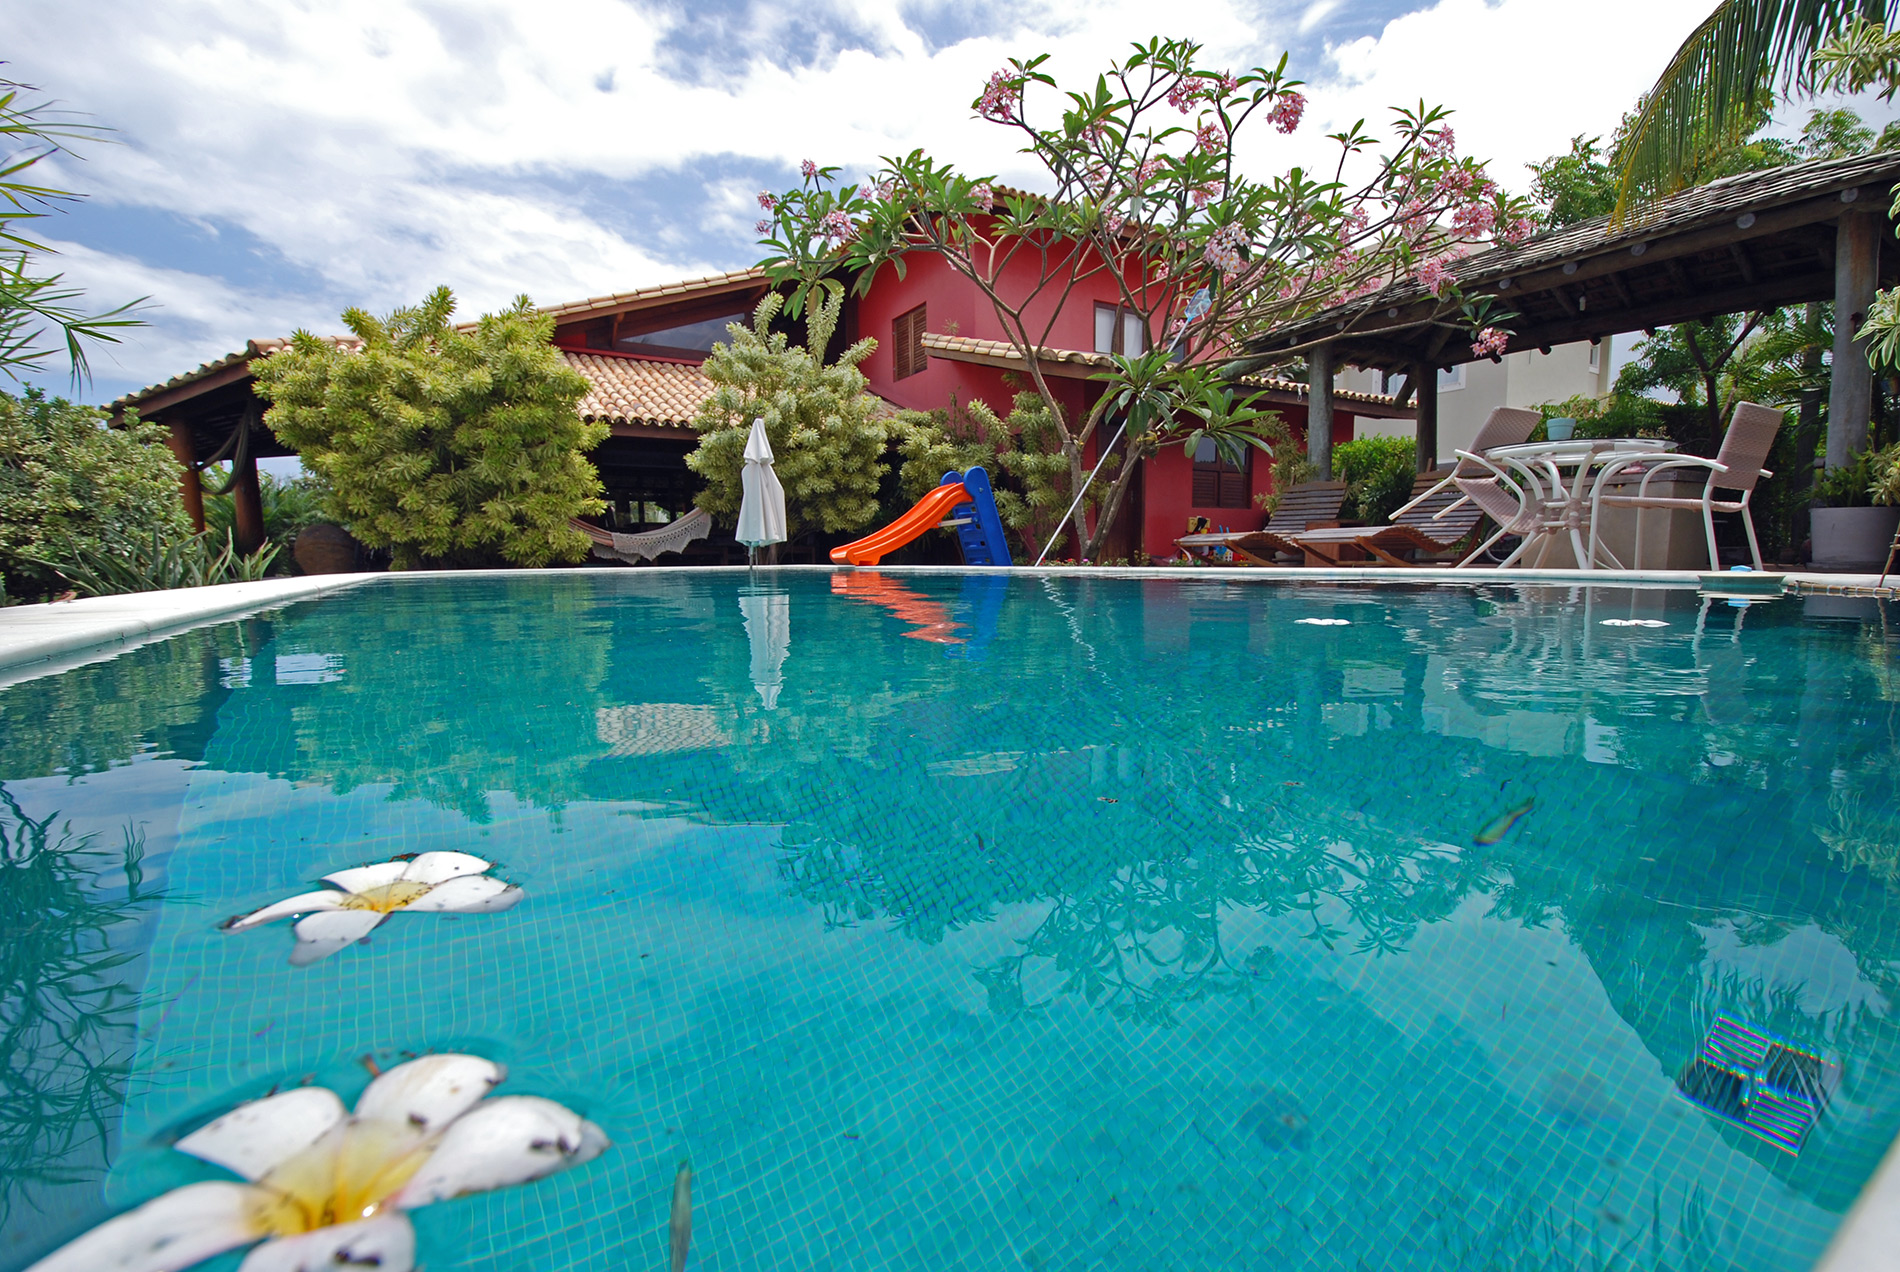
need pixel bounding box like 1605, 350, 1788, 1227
0, 575, 1898, 1271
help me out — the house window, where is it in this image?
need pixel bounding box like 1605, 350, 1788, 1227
1588, 341, 1602, 373
1191, 437, 1251, 508
616, 311, 750, 358
1438, 364, 1466, 393
892, 304, 928, 379
1093, 303, 1146, 355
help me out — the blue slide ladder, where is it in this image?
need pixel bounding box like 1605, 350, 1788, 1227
940, 466, 1012, 566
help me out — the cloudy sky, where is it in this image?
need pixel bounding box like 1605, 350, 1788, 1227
3, 0, 1887, 405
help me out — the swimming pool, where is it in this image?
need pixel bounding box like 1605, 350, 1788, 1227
2, 571, 1897, 1271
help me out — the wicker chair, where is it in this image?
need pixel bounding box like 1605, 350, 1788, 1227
1392, 406, 1543, 518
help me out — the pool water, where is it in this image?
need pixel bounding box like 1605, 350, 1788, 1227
3, 572, 1899, 1272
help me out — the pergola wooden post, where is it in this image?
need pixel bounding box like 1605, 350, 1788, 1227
1307, 341, 1335, 479
164, 417, 206, 532
232, 433, 265, 555
1828, 206, 1881, 468
1412, 361, 1439, 472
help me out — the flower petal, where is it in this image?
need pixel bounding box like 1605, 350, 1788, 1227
394, 1096, 608, 1208
321, 861, 409, 893
399, 851, 492, 885
176, 1088, 347, 1182
352, 1053, 504, 1134
220, 892, 345, 933
235, 1215, 415, 1272
24, 1181, 265, 1272
288, 910, 386, 967
403, 874, 523, 914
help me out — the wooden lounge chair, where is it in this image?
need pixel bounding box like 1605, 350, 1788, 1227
1291, 468, 1492, 566
1174, 480, 1348, 564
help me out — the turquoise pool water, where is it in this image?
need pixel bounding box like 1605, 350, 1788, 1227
2, 572, 1899, 1271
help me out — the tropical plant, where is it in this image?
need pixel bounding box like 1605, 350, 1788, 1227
202, 470, 334, 554
1332, 435, 1416, 524
0, 388, 190, 602
0, 77, 143, 381
1613, 0, 1892, 218
686, 288, 889, 537
255, 288, 604, 569
42, 528, 278, 596
758, 37, 1535, 558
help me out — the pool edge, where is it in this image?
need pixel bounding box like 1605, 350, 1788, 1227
0, 574, 381, 688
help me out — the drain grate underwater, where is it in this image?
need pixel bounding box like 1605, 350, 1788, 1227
1676, 1015, 1839, 1155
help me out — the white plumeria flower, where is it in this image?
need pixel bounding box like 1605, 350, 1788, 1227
221, 851, 524, 965
27, 1054, 608, 1272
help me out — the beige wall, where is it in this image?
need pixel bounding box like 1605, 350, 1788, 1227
1347, 339, 1613, 463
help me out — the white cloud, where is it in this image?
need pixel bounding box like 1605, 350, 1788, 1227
1, 0, 1851, 398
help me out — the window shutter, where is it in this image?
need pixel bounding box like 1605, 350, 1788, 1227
892, 305, 927, 379
1192, 465, 1219, 506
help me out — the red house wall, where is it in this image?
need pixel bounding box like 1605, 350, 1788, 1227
1139, 409, 1356, 562
853, 246, 1369, 563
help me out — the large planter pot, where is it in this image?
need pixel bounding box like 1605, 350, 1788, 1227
293, 523, 362, 575
1810, 506, 1900, 571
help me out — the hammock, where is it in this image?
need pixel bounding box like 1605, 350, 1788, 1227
571, 508, 713, 564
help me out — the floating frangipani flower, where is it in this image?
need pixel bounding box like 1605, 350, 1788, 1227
1600, 618, 1670, 628
27, 1054, 607, 1272
1295, 618, 1350, 626
222, 851, 523, 966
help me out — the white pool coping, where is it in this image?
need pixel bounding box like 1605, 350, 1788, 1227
0, 573, 380, 688
1, 561, 1897, 1262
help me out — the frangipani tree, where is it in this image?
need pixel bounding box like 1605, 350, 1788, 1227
757, 38, 1535, 558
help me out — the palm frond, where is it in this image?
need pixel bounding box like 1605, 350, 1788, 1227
1615, 0, 1894, 223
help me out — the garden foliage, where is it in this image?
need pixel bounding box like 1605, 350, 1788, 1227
758, 37, 1532, 559
256, 288, 604, 569
687, 289, 889, 537
1332, 436, 1417, 525
0, 389, 188, 602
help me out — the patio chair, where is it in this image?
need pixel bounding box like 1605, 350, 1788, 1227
570, 507, 713, 564
1291, 467, 1497, 567
1174, 480, 1348, 564
1585, 401, 1783, 571
1392, 406, 1543, 518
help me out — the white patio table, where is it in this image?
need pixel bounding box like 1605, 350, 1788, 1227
1459, 437, 1679, 570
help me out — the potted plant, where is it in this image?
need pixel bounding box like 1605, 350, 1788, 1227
1810, 444, 1900, 570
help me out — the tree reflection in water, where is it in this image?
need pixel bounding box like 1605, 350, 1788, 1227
0, 785, 158, 1229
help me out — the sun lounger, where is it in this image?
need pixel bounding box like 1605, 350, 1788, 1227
1392, 406, 1542, 518
1174, 480, 1348, 564
1291, 468, 1491, 566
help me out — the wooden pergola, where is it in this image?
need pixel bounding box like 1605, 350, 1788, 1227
1242, 150, 1900, 476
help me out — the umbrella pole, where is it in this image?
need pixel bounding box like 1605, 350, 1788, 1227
748, 546, 756, 573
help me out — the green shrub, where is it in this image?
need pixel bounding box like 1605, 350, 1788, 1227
256, 288, 604, 569
687, 289, 888, 536
0, 389, 190, 602
1334, 435, 1416, 524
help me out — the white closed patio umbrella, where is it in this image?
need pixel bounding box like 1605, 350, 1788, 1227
735, 416, 787, 566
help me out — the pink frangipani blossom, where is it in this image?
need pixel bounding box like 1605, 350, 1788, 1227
1471, 327, 1509, 358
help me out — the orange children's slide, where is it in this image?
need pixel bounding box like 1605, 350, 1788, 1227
829, 482, 971, 566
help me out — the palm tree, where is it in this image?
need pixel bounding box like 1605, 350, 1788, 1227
1615, 0, 1894, 221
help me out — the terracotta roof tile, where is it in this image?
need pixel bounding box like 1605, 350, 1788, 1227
563, 350, 712, 429
919, 333, 1404, 408
536, 267, 769, 322
109, 336, 363, 414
